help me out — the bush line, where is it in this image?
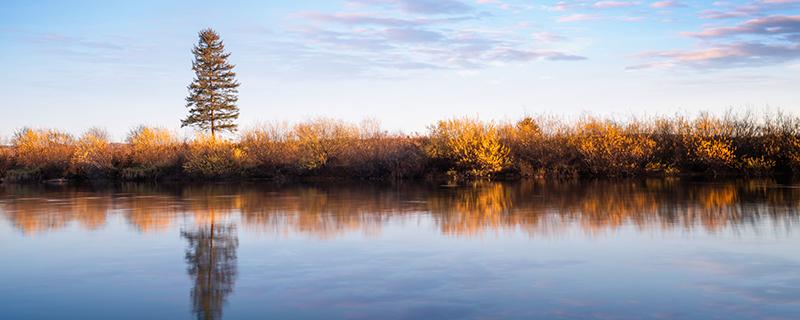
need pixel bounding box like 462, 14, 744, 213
2, 112, 800, 182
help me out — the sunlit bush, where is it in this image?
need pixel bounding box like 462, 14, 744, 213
70, 128, 114, 178
427, 118, 511, 178
183, 134, 245, 178
125, 126, 180, 167
0, 143, 12, 179
570, 118, 656, 176
120, 126, 182, 180
11, 128, 75, 178
294, 118, 359, 170
681, 115, 737, 174
239, 122, 298, 176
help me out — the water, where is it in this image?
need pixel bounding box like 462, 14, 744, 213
1, 180, 798, 319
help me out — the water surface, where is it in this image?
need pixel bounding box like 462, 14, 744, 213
1, 180, 799, 319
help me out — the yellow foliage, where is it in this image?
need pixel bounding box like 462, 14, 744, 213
12, 128, 75, 173
570, 118, 656, 175
240, 122, 298, 170
740, 155, 775, 173
70, 128, 113, 175
294, 118, 359, 170
681, 116, 736, 170
427, 118, 511, 177
183, 134, 245, 177
0, 145, 11, 177
126, 126, 180, 168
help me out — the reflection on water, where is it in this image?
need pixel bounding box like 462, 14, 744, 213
1, 179, 799, 319
182, 222, 238, 320
1, 179, 798, 238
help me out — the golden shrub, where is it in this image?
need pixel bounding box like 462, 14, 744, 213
239, 122, 298, 171
740, 155, 775, 173
183, 134, 245, 177
126, 126, 181, 168
682, 116, 737, 171
12, 128, 75, 175
0, 144, 12, 177
570, 118, 656, 176
427, 118, 511, 177
70, 128, 114, 176
294, 118, 359, 170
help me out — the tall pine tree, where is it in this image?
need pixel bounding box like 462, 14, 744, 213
182, 29, 240, 137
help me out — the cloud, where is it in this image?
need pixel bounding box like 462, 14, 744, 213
532, 32, 567, 42
490, 48, 587, 62
347, 0, 473, 15
630, 13, 800, 69
650, 1, 685, 8
280, 0, 588, 76
699, 0, 800, 20
592, 1, 640, 9
383, 28, 444, 42
685, 15, 800, 39
557, 14, 599, 22
300, 12, 424, 27
629, 41, 800, 69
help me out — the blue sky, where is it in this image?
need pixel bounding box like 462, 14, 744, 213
1, 0, 799, 139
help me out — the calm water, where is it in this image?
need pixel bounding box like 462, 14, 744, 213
1, 180, 799, 319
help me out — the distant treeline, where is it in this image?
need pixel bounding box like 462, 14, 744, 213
2, 112, 800, 182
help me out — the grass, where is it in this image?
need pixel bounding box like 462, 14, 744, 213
3, 112, 800, 182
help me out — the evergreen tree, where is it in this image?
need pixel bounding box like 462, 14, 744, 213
182, 29, 240, 137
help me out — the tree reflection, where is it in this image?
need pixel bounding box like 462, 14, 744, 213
182, 219, 238, 320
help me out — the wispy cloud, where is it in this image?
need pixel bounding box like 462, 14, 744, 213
592, 1, 640, 9
629, 42, 800, 69
557, 13, 599, 22
629, 15, 800, 69
685, 15, 800, 39
699, 0, 800, 19
650, 1, 685, 9
280, 1, 586, 75
346, 0, 474, 15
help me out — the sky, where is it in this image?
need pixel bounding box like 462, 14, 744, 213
1, 0, 799, 139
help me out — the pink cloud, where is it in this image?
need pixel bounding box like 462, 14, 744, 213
557, 14, 599, 23
685, 15, 800, 38
650, 1, 684, 8
593, 1, 640, 8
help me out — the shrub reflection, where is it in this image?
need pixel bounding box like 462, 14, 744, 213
1, 180, 798, 237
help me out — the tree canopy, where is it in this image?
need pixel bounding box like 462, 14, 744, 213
182, 28, 240, 137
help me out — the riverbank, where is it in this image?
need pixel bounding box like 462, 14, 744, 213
3, 112, 800, 183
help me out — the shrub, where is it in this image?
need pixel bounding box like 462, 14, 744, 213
123, 126, 181, 179
70, 128, 114, 178
12, 128, 75, 178
294, 118, 359, 171
682, 115, 737, 174
569, 118, 656, 176
342, 120, 427, 179
240, 122, 298, 176
183, 134, 245, 178
0, 143, 12, 179
427, 118, 511, 178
